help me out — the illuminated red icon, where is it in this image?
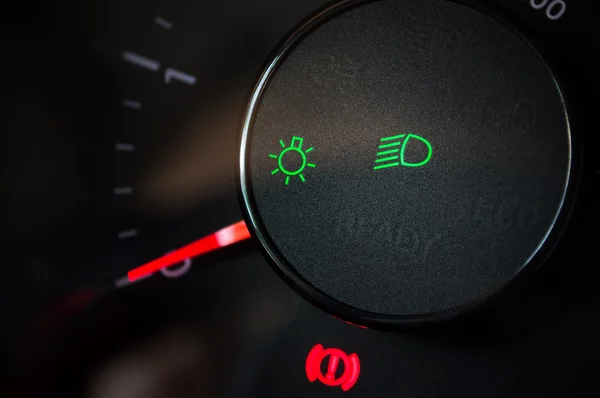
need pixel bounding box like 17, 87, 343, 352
305, 344, 360, 392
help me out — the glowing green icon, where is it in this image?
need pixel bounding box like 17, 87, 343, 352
374, 134, 432, 170
270, 136, 316, 185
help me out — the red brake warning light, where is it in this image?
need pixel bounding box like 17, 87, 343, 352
305, 344, 360, 391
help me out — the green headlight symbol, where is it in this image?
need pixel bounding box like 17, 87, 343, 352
374, 134, 432, 170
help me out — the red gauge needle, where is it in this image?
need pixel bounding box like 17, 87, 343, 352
127, 220, 251, 282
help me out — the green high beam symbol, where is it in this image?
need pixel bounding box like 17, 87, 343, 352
374, 134, 432, 170
270, 136, 316, 185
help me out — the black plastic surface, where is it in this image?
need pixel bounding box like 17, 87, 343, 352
242, 0, 571, 318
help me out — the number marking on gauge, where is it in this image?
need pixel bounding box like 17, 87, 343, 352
122, 51, 161, 72
113, 186, 133, 195
518, 0, 567, 21
121, 51, 196, 87
115, 143, 135, 152
154, 16, 173, 30
118, 229, 138, 239
164, 68, 197, 86
122, 99, 142, 109
160, 256, 192, 278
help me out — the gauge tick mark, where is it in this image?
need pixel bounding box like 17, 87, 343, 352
122, 99, 141, 109
115, 143, 135, 152
114, 186, 133, 195
122, 51, 160, 72
118, 229, 138, 239
154, 16, 173, 30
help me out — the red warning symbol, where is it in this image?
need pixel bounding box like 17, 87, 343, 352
305, 344, 360, 391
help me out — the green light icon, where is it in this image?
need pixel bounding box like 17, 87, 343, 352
270, 136, 316, 185
374, 134, 432, 170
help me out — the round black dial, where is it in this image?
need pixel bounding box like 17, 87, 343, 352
240, 0, 574, 324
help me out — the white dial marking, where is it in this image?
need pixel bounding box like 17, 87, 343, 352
115, 143, 135, 152
113, 187, 133, 195
160, 256, 192, 278
122, 99, 141, 109
164, 68, 197, 86
154, 16, 173, 30
118, 229, 138, 239
122, 51, 160, 72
